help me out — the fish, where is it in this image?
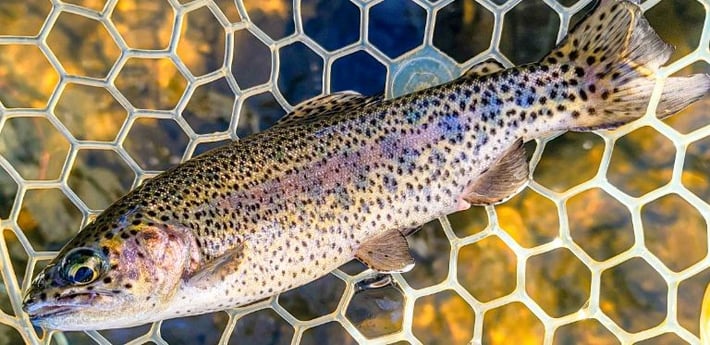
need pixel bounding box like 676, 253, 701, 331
22, 0, 709, 331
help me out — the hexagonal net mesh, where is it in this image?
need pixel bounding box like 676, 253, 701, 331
0, 0, 708, 344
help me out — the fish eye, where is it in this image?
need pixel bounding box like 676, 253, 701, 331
61, 248, 107, 285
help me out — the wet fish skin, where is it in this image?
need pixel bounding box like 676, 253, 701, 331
22, 0, 710, 330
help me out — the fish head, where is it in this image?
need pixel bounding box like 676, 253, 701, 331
22, 214, 193, 330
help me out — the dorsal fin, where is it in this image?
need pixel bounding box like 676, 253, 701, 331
274, 91, 372, 127
462, 59, 505, 78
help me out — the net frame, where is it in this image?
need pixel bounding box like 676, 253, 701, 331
0, 0, 708, 344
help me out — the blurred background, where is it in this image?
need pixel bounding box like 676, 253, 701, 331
0, 0, 708, 344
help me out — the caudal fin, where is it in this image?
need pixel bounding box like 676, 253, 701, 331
542, 0, 709, 130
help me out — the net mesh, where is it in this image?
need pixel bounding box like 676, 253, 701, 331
0, 0, 708, 344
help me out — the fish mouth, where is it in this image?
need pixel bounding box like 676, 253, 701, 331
24, 291, 108, 324
27, 305, 76, 321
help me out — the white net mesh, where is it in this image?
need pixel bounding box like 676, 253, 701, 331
0, 0, 708, 344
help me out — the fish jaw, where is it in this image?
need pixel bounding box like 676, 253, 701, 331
23, 288, 135, 331
23, 278, 180, 331
24, 296, 90, 323
27, 305, 155, 331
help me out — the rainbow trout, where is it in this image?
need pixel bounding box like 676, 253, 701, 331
23, 0, 709, 330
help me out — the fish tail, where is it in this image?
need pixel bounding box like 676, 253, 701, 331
541, 0, 709, 131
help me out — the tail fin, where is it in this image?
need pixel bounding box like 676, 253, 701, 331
542, 0, 709, 130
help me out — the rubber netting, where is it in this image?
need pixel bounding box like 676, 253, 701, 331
0, 0, 708, 344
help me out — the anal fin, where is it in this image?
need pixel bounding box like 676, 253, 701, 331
464, 138, 528, 205
356, 230, 414, 273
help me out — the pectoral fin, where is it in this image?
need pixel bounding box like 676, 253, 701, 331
186, 245, 244, 289
356, 230, 414, 273
464, 138, 528, 205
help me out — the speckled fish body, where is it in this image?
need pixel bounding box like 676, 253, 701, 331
23, 0, 710, 330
